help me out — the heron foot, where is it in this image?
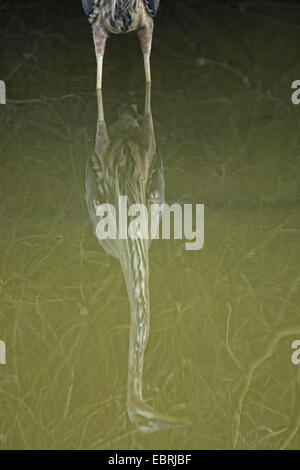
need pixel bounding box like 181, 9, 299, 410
127, 399, 191, 433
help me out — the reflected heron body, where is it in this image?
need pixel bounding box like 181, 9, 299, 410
82, 0, 160, 88
86, 86, 189, 432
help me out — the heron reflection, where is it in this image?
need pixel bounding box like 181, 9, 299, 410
86, 86, 187, 432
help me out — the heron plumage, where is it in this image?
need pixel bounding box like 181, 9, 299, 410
82, 0, 160, 87
143, 0, 160, 18
81, 0, 95, 16
82, 0, 160, 23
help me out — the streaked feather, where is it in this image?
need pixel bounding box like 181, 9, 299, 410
81, 0, 160, 22
81, 0, 95, 16
143, 0, 160, 18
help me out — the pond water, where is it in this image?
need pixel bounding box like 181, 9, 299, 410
0, 0, 300, 449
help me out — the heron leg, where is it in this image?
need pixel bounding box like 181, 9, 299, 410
137, 22, 154, 83
144, 55, 151, 84
93, 24, 107, 89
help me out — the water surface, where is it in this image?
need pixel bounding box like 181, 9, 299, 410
0, 0, 300, 449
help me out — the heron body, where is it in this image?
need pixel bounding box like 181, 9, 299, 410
86, 86, 180, 431
82, 0, 160, 88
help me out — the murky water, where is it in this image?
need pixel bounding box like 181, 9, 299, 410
0, 0, 300, 449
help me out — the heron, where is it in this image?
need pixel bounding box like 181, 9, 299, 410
82, 0, 160, 89
86, 86, 189, 431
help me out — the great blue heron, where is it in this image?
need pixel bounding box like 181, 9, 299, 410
82, 0, 160, 88
85, 86, 189, 431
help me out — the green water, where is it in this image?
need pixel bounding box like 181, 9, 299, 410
0, 0, 300, 449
